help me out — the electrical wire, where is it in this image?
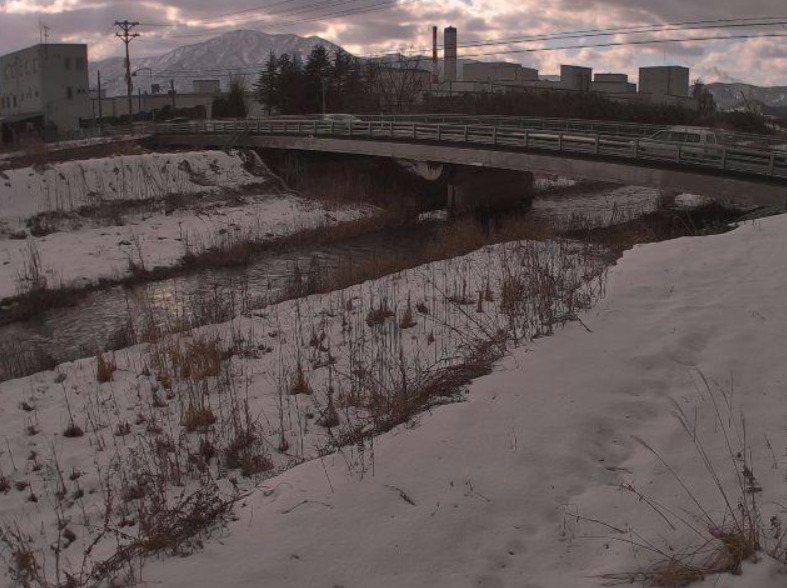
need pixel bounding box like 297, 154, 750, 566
167, 0, 420, 39
372, 15, 787, 53
122, 28, 787, 78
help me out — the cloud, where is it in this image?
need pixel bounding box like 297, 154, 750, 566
0, 0, 785, 86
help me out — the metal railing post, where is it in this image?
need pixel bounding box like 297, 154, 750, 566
437, 125, 442, 142
523, 130, 529, 148
492, 126, 497, 146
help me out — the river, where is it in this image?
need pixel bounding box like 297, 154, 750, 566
0, 181, 660, 381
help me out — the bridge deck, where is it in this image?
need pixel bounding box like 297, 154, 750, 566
151, 118, 787, 209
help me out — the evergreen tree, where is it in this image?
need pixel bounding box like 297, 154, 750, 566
305, 45, 332, 113
276, 53, 303, 114
254, 51, 279, 115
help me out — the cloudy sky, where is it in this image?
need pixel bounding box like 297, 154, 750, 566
1, 0, 786, 85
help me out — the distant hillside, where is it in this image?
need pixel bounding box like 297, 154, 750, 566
91, 29, 343, 97
707, 82, 787, 111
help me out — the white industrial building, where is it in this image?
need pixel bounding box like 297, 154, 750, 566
0, 43, 90, 143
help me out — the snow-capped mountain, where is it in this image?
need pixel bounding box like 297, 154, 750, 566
91, 29, 344, 97
707, 82, 787, 111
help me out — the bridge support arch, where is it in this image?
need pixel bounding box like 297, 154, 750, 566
447, 166, 534, 215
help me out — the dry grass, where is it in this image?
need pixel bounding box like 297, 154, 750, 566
96, 352, 117, 383
290, 362, 312, 396
181, 403, 217, 433
594, 374, 773, 586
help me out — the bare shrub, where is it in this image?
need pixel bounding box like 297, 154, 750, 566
15, 240, 47, 295
96, 352, 117, 383
290, 362, 312, 396
366, 298, 394, 327
399, 302, 416, 329
181, 403, 217, 433
182, 338, 223, 380
63, 421, 84, 438
224, 430, 273, 477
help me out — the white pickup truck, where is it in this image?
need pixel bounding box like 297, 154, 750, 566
634, 126, 725, 163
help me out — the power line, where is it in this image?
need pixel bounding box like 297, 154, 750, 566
123, 28, 787, 79
454, 31, 787, 60
168, 0, 418, 39
374, 15, 787, 54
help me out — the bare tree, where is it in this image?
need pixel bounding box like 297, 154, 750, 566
374, 55, 430, 114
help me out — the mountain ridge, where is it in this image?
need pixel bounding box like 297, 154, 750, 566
91, 29, 343, 97
706, 82, 787, 111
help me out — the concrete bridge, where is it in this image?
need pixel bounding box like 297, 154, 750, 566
151, 117, 787, 210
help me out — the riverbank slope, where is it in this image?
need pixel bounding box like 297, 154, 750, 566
143, 212, 787, 587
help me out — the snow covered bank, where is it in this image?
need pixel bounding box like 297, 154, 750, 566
0, 150, 269, 231
138, 215, 786, 587
1, 208, 786, 587
0, 150, 380, 300
0, 237, 606, 586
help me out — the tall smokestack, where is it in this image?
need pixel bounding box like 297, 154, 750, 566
432, 25, 439, 84
444, 26, 457, 82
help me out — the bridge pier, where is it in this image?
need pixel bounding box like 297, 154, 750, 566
447, 166, 534, 215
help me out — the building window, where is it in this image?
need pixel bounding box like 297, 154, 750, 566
76, 57, 85, 71
66, 87, 73, 99
13, 96, 17, 107
64, 57, 71, 70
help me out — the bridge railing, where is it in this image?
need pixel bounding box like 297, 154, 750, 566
359, 114, 787, 147
154, 119, 787, 180
359, 114, 667, 138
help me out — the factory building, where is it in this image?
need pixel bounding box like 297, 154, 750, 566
638, 66, 690, 97
463, 62, 539, 84
0, 43, 90, 143
591, 73, 637, 94
559, 65, 592, 92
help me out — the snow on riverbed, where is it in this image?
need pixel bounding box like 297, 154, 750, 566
1, 209, 786, 586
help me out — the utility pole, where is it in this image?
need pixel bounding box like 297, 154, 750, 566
97, 70, 104, 134
114, 20, 140, 123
